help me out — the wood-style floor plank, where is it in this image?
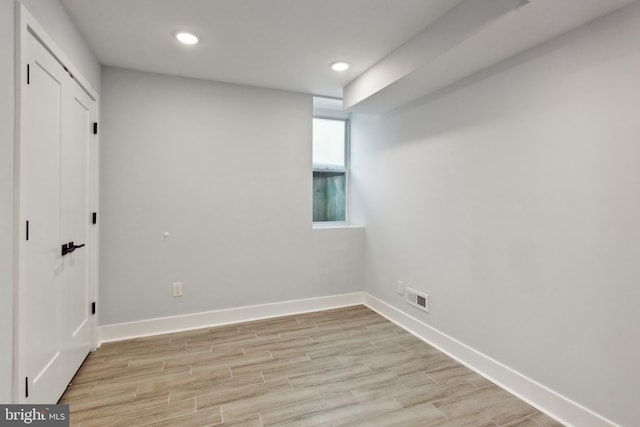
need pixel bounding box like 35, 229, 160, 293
61, 305, 563, 426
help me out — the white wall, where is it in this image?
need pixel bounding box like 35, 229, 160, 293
351, 3, 640, 426
0, 0, 15, 405
20, 0, 101, 91
99, 67, 363, 326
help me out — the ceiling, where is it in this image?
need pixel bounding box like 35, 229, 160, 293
61, 0, 461, 98
62, 0, 636, 109
344, 0, 636, 113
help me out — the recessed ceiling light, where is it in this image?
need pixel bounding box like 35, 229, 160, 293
176, 32, 199, 45
330, 61, 350, 72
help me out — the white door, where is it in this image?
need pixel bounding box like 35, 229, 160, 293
20, 31, 94, 403
59, 57, 94, 386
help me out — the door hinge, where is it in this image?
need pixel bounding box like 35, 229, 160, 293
25, 377, 29, 398
63, 65, 74, 79
25, 220, 29, 241
92, 212, 97, 225
93, 122, 98, 135
27, 64, 30, 85
91, 302, 96, 315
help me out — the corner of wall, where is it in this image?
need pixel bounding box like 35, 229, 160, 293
0, 0, 15, 405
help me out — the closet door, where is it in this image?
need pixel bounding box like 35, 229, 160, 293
59, 49, 94, 392
21, 31, 94, 403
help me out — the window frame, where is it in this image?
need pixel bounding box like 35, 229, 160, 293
312, 115, 350, 225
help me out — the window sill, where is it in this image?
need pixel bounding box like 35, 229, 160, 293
312, 223, 364, 230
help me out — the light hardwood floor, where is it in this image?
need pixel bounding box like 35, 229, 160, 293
60, 305, 563, 426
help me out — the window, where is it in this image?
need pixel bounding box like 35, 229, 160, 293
313, 117, 349, 223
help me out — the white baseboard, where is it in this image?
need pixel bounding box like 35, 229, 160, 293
363, 293, 618, 427
98, 292, 365, 344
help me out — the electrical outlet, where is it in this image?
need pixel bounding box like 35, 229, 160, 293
397, 280, 404, 296
172, 282, 183, 297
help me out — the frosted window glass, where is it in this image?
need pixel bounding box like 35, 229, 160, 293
313, 118, 345, 170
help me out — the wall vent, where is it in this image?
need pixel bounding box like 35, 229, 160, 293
406, 287, 429, 312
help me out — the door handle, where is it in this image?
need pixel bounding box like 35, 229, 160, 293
61, 241, 86, 256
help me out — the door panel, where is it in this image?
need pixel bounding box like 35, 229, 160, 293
60, 81, 92, 358
21, 31, 94, 403
22, 33, 65, 401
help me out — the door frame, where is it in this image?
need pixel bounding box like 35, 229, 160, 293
14, 4, 100, 403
